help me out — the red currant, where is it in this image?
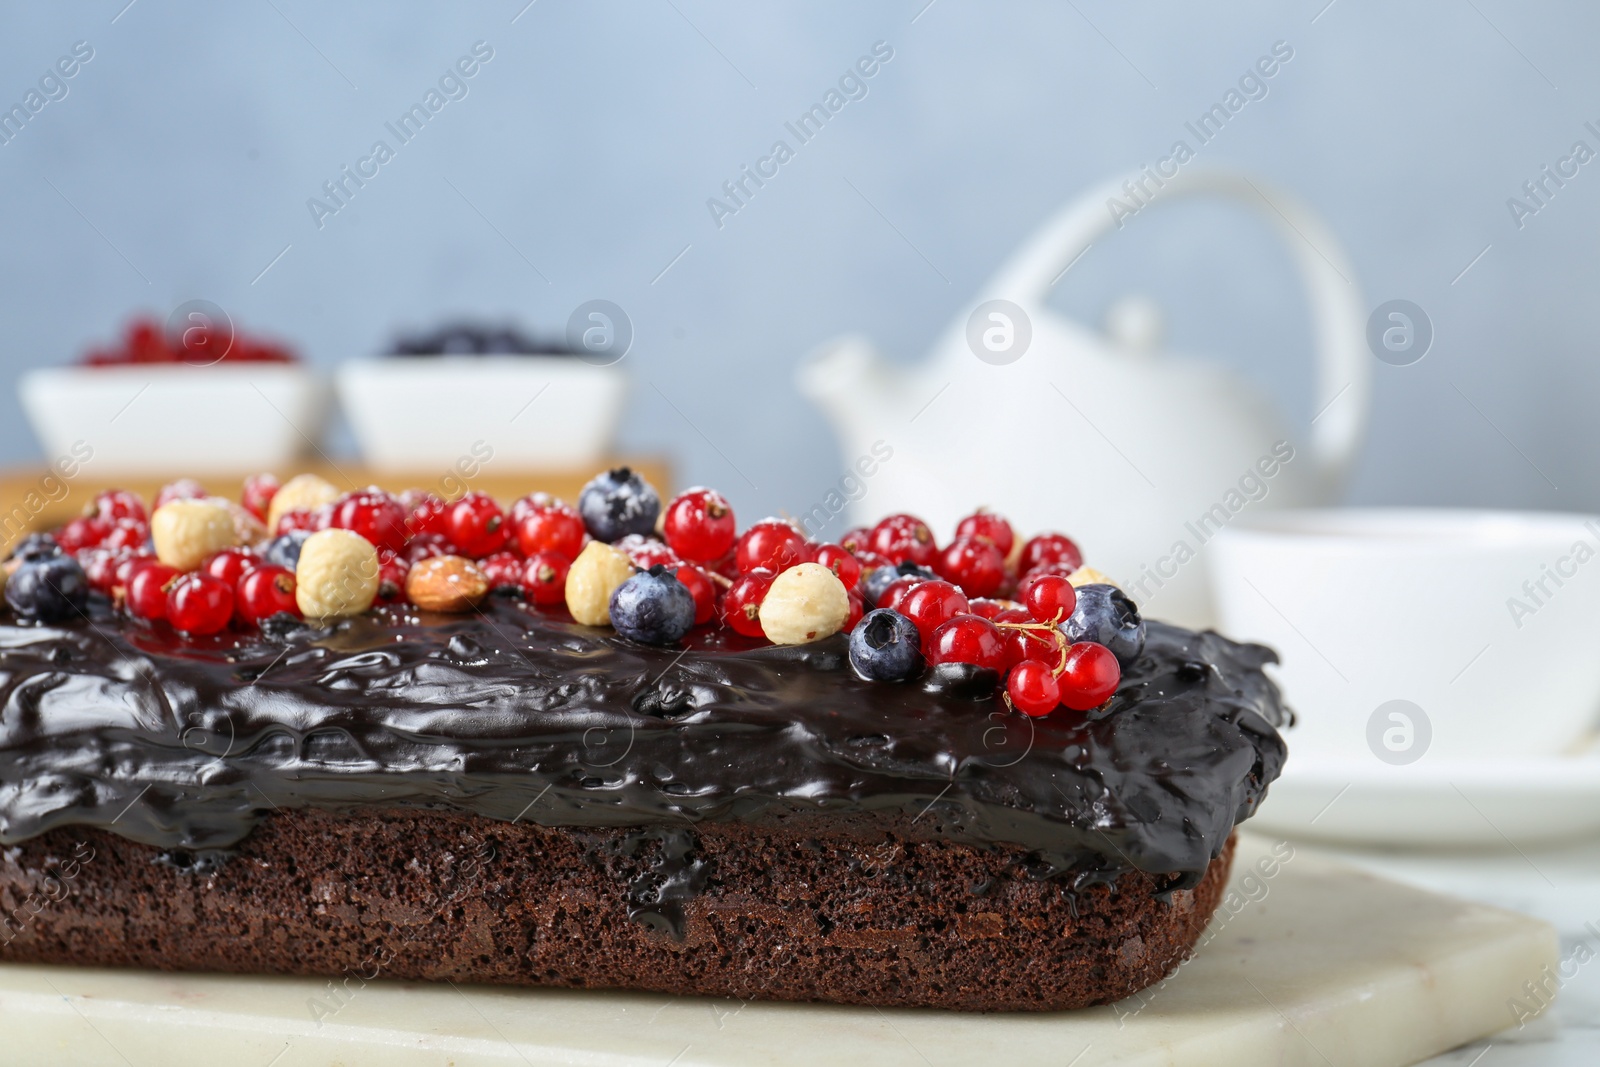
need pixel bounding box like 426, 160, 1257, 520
123, 317, 167, 361
203, 548, 257, 589
446, 492, 507, 557
955, 509, 1016, 560
897, 579, 969, 643
735, 520, 806, 573
154, 478, 208, 510
1016, 566, 1069, 607
375, 551, 411, 604
708, 548, 741, 582
56, 517, 110, 554
507, 491, 544, 526
967, 598, 1005, 621
1025, 573, 1077, 624
329, 490, 409, 554
993, 606, 1052, 670
723, 569, 775, 638
849, 548, 893, 573
513, 495, 586, 559
926, 614, 1005, 671
91, 489, 148, 525
663, 487, 737, 563
1021, 533, 1083, 575
80, 547, 126, 595
113, 552, 151, 596
521, 551, 571, 606
1058, 642, 1121, 711
275, 508, 318, 535
879, 575, 924, 614
236, 566, 299, 624
868, 513, 937, 566
812, 543, 862, 590
674, 563, 717, 626
166, 572, 234, 634
844, 592, 864, 632
935, 535, 1006, 598
100, 519, 148, 553
240, 473, 280, 522
126, 561, 178, 621
403, 490, 450, 536
838, 526, 872, 556
405, 532, 455, 562
479, 551, 524, 590
1007, 659, 1061, 717
617, 533, 679, 570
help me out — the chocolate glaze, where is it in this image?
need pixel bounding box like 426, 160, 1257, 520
0, 597, 1288, 886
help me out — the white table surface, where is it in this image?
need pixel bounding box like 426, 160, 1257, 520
1304, 832, 1600, 1066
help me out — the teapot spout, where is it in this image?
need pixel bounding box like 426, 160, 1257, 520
796, 334, 898, 422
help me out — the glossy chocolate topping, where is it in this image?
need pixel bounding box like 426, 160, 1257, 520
0, 598, 1287, 885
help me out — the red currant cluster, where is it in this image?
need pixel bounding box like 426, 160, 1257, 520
66, 485, 297, 635
80, 317, 294, 367
50, 474, 1129, 715
75, 479, 586, 634
842, 510, 1121, 716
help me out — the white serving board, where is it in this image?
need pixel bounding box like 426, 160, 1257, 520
0, 835, 1557, 1067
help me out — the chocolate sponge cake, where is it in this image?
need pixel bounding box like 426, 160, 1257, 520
0, 474, 1288, 1011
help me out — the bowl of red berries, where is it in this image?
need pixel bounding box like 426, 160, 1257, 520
336, 323, 628, 471
20, 315, 328, 475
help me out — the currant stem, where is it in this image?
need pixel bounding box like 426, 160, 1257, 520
995, 617, 1070, 678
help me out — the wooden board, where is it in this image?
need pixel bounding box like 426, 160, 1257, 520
0, 835, 1557, 1066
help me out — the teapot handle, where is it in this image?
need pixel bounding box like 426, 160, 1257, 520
983, 167, 1369, 496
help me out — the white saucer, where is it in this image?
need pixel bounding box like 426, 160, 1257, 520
1248, 749, 1600, 847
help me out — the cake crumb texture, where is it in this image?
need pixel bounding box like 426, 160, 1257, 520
0, 810, 1234, 1012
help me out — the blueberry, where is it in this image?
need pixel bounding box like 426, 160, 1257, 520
609, 566, 696, 645
860, 565, 900, 607
848, 608, 923, 682
578, 467, 661, 543
860, 561, 937, 608
438, 325, 483, 355
7, 555, 89, 623
262, 530, 311, 570
10, 533, 61, 564
1061, 584, 1145, 666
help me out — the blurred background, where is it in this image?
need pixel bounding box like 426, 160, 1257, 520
3, 0, 1596, 522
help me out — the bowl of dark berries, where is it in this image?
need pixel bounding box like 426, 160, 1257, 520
337, 323, 628, 471
20, 315, 329, 474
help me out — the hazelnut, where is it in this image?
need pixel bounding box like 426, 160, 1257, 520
1067, 566, 1117, 589
295, 528, 380, 619
407, 555, 490, 613
565, 541, 635, 626
151, 499, 241, 571
758, 562, 849, 645
267, 473, 340, 532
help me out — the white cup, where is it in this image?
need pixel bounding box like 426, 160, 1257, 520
1208, 508, 1600, 761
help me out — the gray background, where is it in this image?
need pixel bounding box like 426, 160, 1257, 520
0, 0, 1594, 527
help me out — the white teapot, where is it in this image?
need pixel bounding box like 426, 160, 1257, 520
797, 167, 1370, 627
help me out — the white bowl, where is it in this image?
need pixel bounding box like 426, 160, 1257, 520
336, 356, 628, 471
19, 364, 331, 475
1209, 508, 1600, 762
